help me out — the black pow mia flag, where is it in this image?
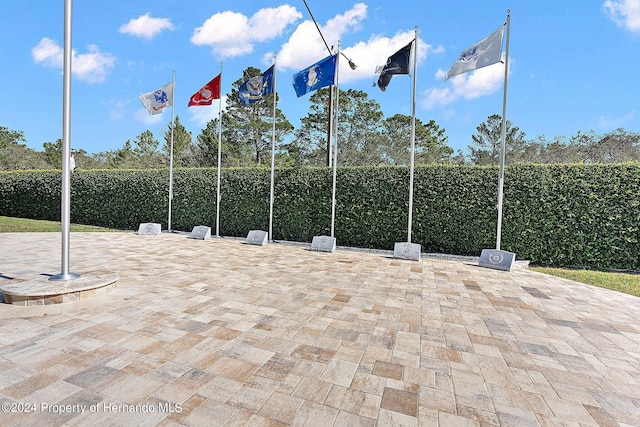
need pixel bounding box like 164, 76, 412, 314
377, 40, 413, 92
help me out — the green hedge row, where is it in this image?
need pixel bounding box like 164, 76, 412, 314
1, 164, 638, 269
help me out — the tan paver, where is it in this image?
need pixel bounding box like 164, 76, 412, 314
0, 232, 639, 426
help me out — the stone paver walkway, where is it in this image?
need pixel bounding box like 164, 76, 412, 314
0, 232, 639, 426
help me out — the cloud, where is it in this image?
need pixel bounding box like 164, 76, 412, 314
275, 3, 437, 84
598, 109, 636, 128
106, 99, 128, 121
603, 0, 640, 32
119, 13, 175, 40
188, 95, 228, 128
276, 4, 368, 72
32, 38, 116, 83
135, 107, 166, 126
422, 59, 507, 110
191, 5, 301, 58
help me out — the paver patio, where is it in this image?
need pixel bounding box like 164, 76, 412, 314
0, 232, 638, 426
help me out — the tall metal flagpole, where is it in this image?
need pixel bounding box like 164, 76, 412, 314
167, 71, 176, 232
215, 63, 223, 238
407, 28, 418, 243
51, 0, 79, 281
496, 11, 511, 251
268, 57, 278, 242
330, 43, 341, 238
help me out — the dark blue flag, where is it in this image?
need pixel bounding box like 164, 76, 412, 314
292, 54, 337, 97
238, 65, 275, 105
377, 40, 413, 92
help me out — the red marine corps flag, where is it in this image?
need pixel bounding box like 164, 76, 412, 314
188, 74, 221, 107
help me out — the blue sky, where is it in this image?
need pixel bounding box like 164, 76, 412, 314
2, 1, 639, 156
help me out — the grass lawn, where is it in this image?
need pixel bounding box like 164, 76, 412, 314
1, 216, 638, 298
530, 266, 640, 298
0, 216, 125, 233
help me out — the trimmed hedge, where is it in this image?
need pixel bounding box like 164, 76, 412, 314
1, 164, 638, 269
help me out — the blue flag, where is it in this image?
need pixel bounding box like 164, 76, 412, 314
292, 54, 337, 97
238, 65, 275, 105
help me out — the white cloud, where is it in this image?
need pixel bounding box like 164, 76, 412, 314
275, 3, 436, 84
191, 6, 301, 58
135, 107, 166, 126
276, 4, 369, 73
603, 0, 640, 32
119, 13, 175, 40
32, 38, 115, 83
598, 109, 636, 128
422, 59, 507, 110
106, 99, 128, 121
188, 95, 228, 128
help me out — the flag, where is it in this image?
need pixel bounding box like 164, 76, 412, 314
238, 65, 275, 105
446, 26, 504, 80
188, 74, 221, 107
292, 54, 337, 98
139, 82, 173, 115
377, 41, 413, 92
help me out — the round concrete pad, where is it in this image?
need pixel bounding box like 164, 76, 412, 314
0, 270, 118, 305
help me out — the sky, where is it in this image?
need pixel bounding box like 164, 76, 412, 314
1, 0, 639, 157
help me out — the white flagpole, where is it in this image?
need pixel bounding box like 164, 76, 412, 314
268, 57, 277, 242
215, 63, 223, 238
167, 71, 176, 232
330, 45, 341, 238
407, 28, 418, 243
51, 0, 79, 281
496, 11, 510, 251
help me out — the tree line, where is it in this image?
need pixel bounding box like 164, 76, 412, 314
1, 67, 639, 171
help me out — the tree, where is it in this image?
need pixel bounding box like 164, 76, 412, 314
468, 114, 526, 165
335, 89, 385, 166
43, 139, 63, 169
294, 88, 387, 166
0, 126, 28, 167
163, 116, 195, 167
71, 148, 105, 170
0, 126, 26, 147
107, 140, 134, 168
381, 114, 453, 165
216, 67, 293, 166
523, 134, 583, 164
290, 88, 333, 166
195, 119, 219, 167
133, 130, 159, 158
584, 128, 640, 164
0, 144, 50, 170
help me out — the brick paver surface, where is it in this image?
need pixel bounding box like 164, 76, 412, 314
0, 232, 639, 426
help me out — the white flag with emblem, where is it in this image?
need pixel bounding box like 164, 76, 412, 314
446, 26, 504, 80
139, 82, 174, 115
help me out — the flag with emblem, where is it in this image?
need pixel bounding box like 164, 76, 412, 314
377, 41, 413, 92
292, 54, 337, 97
188, 74, 221, 107
446, 26, 504, 80
139, 82, 174, 115
238, 65, 275, 105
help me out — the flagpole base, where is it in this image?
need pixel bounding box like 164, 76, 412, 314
245, 230, 268, 246
49, 272, 81, 281
393, 242, 421, 261
478, 249, 516, 272
311, 236, 336, 253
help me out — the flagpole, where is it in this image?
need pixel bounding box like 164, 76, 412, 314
330, 44, 341, 238
215, 62, 223, 238
268, 56, 277, 242
496, 11, 510, 251
407, 27, 418, 243
167, 71, 176, 232
51, 0, 79, 281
